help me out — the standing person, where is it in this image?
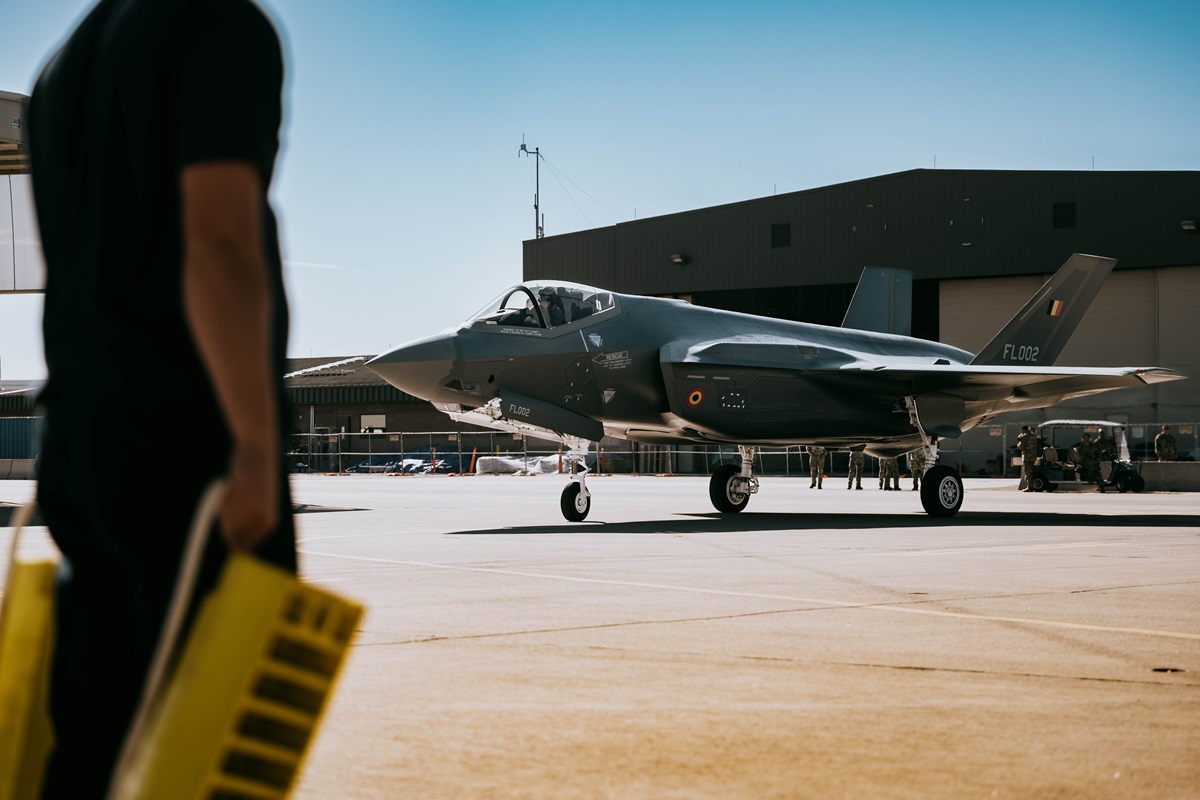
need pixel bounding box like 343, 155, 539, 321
847, 448, 864, 490
909, 448, 927, 491
1076, 433, 1103, 490
1017, 425, 1039, 491
880, 456, 900, 490
808, 445, 827, 489
1155, 425, 1178, 462
28, 1, 296, 796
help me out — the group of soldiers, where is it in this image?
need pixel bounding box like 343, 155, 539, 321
1015, 423, 1182, 492
805, 424, 1183, 495
807, 446, 926, 491
1018, 424, 1116, 490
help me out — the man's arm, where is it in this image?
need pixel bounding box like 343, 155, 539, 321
181, 161, 279, 550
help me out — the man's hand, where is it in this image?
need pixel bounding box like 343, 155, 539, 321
220, 445, 280, 551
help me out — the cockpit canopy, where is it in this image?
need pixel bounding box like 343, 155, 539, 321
467, 281, 619, 331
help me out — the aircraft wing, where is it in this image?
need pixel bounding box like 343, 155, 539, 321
864, 363, 1183, 429
661, 336, 1183, 442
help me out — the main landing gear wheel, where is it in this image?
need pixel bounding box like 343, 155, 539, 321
920, 465, 963, 517
560, 481, 591, 522
709, 464, 750, 513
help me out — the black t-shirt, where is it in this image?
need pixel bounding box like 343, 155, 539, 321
29, 0, 288, 416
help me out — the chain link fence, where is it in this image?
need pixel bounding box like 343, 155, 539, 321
289, 422, 1197, 478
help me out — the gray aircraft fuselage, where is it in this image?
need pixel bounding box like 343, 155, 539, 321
369, 283, 974, 450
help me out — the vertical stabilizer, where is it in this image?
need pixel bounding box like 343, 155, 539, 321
841, 267, 912, 336
969, 254, 1116, 366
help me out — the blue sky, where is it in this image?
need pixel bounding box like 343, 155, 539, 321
2, 0, 1197, 379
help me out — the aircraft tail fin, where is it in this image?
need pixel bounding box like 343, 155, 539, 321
969, 254, 1116, 367
841, 267, 912, 336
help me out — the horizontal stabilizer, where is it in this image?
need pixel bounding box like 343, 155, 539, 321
970, 254, 1115, 367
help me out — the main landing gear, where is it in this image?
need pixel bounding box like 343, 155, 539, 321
904, 396, 964, 517
919, 464, 963, 517
559, 437, 592, 522
709, 446, 759, 513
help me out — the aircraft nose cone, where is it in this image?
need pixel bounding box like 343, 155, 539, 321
367, 332, 458, 402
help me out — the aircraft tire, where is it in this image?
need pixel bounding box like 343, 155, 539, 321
561, 482, 591, 522
709, 464, 750, 513
920, 465, 963, 517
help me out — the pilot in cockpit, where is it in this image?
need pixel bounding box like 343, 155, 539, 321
537, 287, 566, 327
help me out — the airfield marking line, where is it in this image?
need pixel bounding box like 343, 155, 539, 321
868, 541, 1119, 556
298, 548, 1200, 642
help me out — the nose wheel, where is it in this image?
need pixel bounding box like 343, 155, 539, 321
561, 480, 591, 521
559, 436, 593, 522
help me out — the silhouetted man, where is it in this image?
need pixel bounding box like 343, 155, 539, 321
29, 1, 296, 795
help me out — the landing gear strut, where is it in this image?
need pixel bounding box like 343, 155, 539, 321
904, 396, 964, 517
709, 446, 759, 513
559, 437, 592, 522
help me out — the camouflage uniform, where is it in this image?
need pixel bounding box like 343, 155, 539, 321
1076, 435, 1102, 487
808, 445, 827, 489
880, 456, 899, 490
847, 450, 864, 490
1155, 427, 1178, 461
1017, 426, 1039, 491
909, 448, 927, 491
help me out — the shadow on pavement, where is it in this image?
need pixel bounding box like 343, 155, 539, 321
447, 511, 1200, 535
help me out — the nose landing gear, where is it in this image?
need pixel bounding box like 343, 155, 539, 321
559, 437, 592, 521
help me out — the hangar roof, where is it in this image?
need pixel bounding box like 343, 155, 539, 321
284, 356, 421, 405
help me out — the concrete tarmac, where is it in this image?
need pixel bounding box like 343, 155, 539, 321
2, 475, 1199, 798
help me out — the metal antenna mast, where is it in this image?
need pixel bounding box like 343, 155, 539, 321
518, 139, 544, 238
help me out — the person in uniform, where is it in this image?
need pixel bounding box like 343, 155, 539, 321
847, 448, 864, 490
909, 448, 927, 491
537, 286, 566, 326
1155, 425, 1178, 462
1076, 433, 1103, 489
1017, 425, 1039, 491
880, 456, 900, 490
808, 445, 827, 489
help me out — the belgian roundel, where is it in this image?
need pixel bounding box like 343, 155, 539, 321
686, 388, 705, 408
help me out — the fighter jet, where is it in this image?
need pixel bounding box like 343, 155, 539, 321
367, 254, 1182, 521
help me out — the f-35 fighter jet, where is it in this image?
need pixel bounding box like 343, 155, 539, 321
368, 254, 1181, 521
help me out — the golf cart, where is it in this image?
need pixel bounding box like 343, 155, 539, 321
1027, 420, 1145, 493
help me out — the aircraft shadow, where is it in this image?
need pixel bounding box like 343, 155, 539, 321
447, 511, 1200, 536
